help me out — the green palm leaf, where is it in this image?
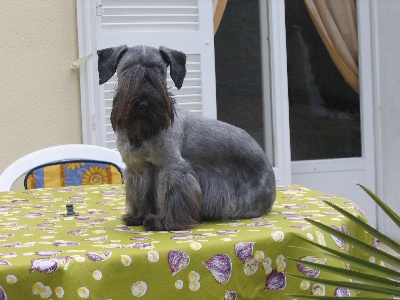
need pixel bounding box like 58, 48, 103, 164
287, 257, 400, 288
323, 200, 400, 254
286, 273, 400, 296
287, 295, 391, 300
357, 184, 400, 227
305, 218, 400, 268
291, 234, 400, 280
288, 185, 400, 299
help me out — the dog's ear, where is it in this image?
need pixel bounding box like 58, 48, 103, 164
159, 46, 186, 90
97, 45, 128, 85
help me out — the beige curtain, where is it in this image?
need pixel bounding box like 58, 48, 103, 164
213, 0, 228, 34
304, 0, 359, 93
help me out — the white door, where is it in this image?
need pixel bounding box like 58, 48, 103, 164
279, 0, 377, 227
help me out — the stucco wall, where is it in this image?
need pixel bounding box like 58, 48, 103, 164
374, 0, 400, 240
0, 1, 82, 187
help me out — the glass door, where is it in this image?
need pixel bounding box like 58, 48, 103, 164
285, 0, 361, 161
285, 0, 376, 227
214, 0, 291, 186
214, 0, 376, 226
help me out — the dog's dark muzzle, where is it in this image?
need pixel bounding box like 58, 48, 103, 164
135, 100, 151, 115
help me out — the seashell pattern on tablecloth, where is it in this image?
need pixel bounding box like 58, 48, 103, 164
0, 184, 378, 299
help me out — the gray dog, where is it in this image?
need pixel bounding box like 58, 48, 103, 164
97, 45, 276, 231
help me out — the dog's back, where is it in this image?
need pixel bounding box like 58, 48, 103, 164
177, 107, 276, 221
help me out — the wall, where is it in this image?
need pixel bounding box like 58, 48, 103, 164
373, 0, 400, 240
0, 1, 82, 187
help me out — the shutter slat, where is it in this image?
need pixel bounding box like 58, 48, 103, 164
101, 0, 198, 6
101, 1, 199, 32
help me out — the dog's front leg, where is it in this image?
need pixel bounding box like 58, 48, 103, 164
122, 169, 155, 226
143, 163, 202, 231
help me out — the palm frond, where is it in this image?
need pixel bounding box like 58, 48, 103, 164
323, 200, 399, 254
291, 234, 400, 280
286, 257, 400, 288
286, 273, 400, 297
357, 184, 400, 227
287, 185, 400, 299
305, 218, 400, 268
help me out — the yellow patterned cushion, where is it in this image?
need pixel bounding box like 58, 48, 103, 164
24, 161, 123, 189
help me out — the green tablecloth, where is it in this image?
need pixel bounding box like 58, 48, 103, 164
0, 184, 376, 299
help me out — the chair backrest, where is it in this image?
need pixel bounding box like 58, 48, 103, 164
0, 144, 126, 192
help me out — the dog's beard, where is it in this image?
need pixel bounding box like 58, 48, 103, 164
110, 65, 175, 147
124, 108, 173, 146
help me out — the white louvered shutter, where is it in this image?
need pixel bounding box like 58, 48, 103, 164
77, 0, 216, 149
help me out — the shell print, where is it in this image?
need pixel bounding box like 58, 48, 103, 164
11, 199, 30, 203
75, 216, 94, 221
131, 281, 147, 297
21, 213, 44, 218
0, 260, 11, 266
83, 236, 108, 242
312, 284, 326, 296
168, 250, 190, 276
334, 287, 350, 297
130, 237, 151, 241
86, 251, 111, 262
0, 286, 6, 300
113, 227, 133, 232
234, 242, 254, 263
290, 225, 312, 230
264, 269, 287, 290
121, 255, 132, 266
0, 234, 13, 238
203, 254, 232, 284
55, 287, 64, 298
146, 250, 159, 262
1, 242, 22, 248
6, 275, 17, 284
297, 256, 327, 278
29, 256, 73, 274
224, 290, 237, 300
30, 259, 58, 274
77, 287, 90, 298
271, 231, 285, 242
246, 222, 273, 227
243, 257, 258, 276
0, 206, 12, 212
171, 234, 205, 240
329, 226, 346, 249
67, 229, 88, 235
216, 230, 239, 235
53, 241, 80, 247
124, 242, 154, 249
35, 251, 60, 256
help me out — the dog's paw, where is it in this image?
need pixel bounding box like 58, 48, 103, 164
143, 216, 193, 231
143, 218, 164, 231
122, 213, 144, 226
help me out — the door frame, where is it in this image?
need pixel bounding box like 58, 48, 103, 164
267, 0, 377, 225
264, 0, 292, 186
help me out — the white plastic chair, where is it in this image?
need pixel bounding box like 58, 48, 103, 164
0, 144, 125, 192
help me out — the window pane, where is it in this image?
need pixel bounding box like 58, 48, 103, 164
285, 0, 361, 161
215, 0, 265, 151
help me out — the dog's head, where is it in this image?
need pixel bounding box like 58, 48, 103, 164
97, 45, 186, 146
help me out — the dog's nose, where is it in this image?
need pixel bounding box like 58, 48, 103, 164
137, 100, 150, 111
